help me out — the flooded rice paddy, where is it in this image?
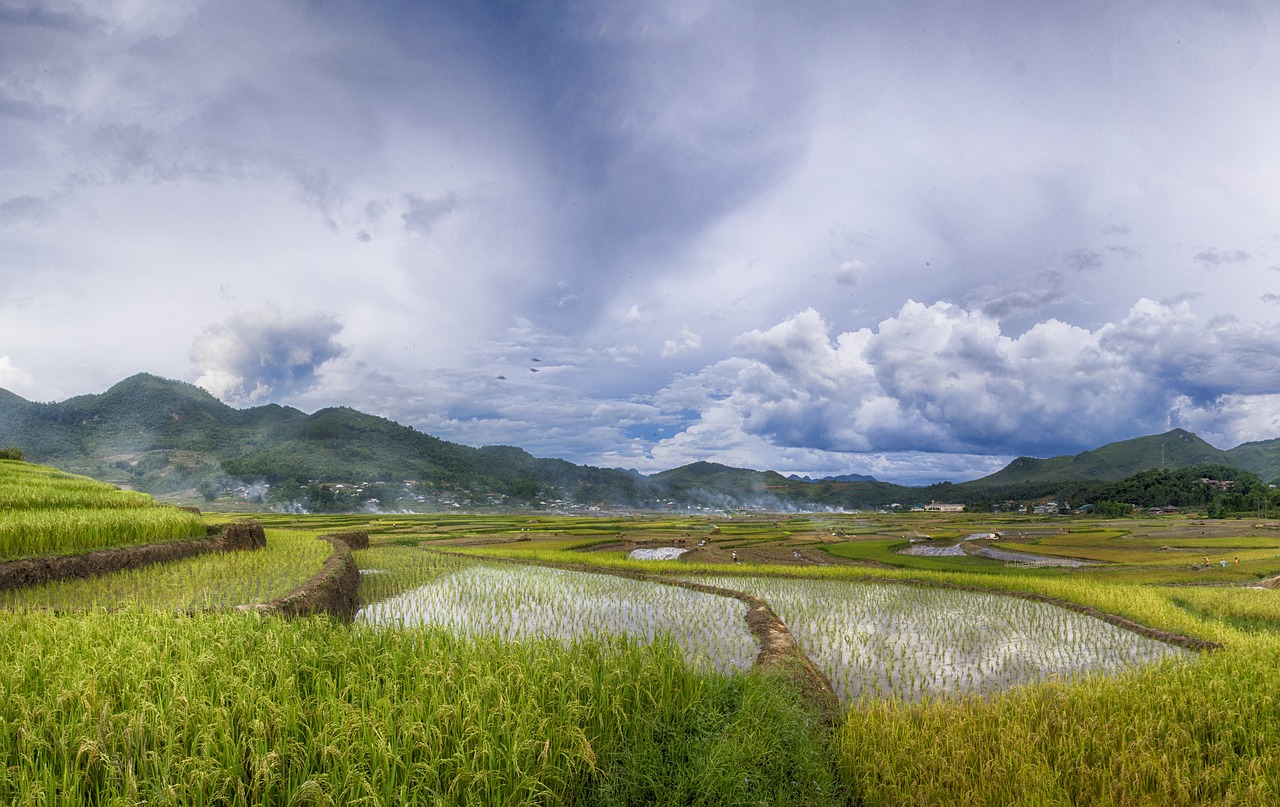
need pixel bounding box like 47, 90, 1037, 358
687, 575, 1190, 702
356, 562, 757, 673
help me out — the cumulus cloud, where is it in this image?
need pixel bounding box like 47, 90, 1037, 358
661, 326, 702, 358
652, 299, 1280, 464
191, 307, 347, 405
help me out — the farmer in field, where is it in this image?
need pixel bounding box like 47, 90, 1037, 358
731, 550, 738, 563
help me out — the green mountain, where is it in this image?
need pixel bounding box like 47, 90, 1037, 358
969, 429, 1235, 487
1226, 438, 1280, 484
3, 374, 1280, 513
0, 374, 646, 509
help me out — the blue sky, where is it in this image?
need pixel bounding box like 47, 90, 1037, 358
2, 0, 1280, 484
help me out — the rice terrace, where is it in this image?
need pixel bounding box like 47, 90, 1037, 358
6, 454, 1280, 804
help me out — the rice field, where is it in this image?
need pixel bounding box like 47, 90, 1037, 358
0, 608, 837, 806
8, 494, 1280, 804
685, 575, 1190, 702
1, 530, 332, 611
357, 561, 759, 674
0, 460, 205, 559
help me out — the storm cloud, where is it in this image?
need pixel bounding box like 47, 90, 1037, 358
191, 308, 346, 405
4, 1, 1280, 483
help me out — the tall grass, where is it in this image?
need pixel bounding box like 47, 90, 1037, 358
0, 507, 208, 560
836, 634, 1280, 805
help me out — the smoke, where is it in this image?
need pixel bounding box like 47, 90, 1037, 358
191, 306, 346, 405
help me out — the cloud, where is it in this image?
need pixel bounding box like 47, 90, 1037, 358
832, 259, 869, 286
651, 299, 1280, 465
402, 192, 458, 235
0, 355, 35, 395
1194, 248, 1251, 267
191, 307, 347, 405
661, 326, 702, 358
1063, 249, 1103, 271
0, 195, 55, 226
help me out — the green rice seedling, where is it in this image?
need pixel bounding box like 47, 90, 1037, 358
358, 561, 758, 674
1, 530, 332, 611
353, 545, 467, 605
690, 575, 1189, 702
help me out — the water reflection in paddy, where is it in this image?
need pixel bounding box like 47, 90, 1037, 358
687, 576, 1190, 702
357, 562, 757, 674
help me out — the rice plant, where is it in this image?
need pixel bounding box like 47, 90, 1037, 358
0, 608, 838, 805
0, 460, 205, 559
691, 575, 1190, 702
1, 530, 332, 611
358, 561, 758, 674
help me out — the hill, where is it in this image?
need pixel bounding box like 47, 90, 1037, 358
968, 429, 1237, 488
5, 374, 1280, 513
0, 374, 647, 511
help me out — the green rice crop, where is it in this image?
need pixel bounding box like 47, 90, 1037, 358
0, 460, 158, 511
0, 507, 208, 560
836, 634, 1280, 805
1, 530, 332, 612
0, 460, 205, 559
0, 608, 838, 805
1169, 586, 1280, 632
358, 561, 759, 674
353, 545, 467, 605
690, 575, 1190, 702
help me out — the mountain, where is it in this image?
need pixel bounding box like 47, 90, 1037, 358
969, 429, 1236, 487
0, 374, 647, 509
3, 374, 1280, 512
1226, 438, 1280, 484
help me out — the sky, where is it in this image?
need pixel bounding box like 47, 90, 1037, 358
2, 0, 1280, 485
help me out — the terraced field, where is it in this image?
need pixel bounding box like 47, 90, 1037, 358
6, 471, 1280, 805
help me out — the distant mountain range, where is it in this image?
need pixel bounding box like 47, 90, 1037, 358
1, 373, 1277, 512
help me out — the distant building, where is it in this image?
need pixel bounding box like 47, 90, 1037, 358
925, 502, 965, 512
